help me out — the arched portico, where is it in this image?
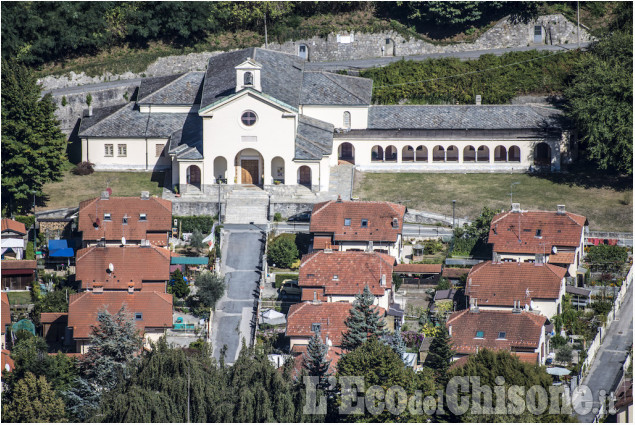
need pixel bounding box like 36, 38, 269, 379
298, 166, 312, 187
463, 145, 476, 162
186, 165, 201, 189
415, 145, 427, 162
213, 156, 227, 183
271, 156, 285, 184
371, 145, 384, 162
234, 148, 264, 185
477, 145, 490, 162
509, 145, 521, 162
494, 145, 507, 162
402, 145, 414, 162
339, 142, 355, 164
433, 145, 445, 162
534, 143, 551, 166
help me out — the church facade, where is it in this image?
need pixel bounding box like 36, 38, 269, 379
79, 48, 570, 194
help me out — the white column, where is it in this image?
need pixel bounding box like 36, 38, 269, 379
262, 157, 271, 186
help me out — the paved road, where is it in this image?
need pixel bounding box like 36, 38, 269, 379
42, 78, 142, 96
304, 43, 591, 71
210, 229, 263, 364
575, 282, 633, 422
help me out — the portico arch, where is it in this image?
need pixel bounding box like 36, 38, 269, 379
186, 165, 201, 189
271, 156, 285, 184
402, 145, 414, 162
415, 145, 428, 162
433, 145, 445, 162
371, 145, 384, 162
446, 145, 459, 162
477, 145, 490, 162
385, 145, 397, 161
463, 145, 476, 162
494, 145, 507, 162
509, 145, 521, 162
338, 142, 355, 164
234, 148, 264, 185
534, 143, 551, 166
213, 156, 227, 183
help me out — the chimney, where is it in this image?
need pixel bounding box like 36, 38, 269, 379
475, 95, 482, 105
141, 191, 150, 200
392, 217, 399, 228
101, 191, 110, 200
128, 285, 134, 294
336, 195, 342, 203
511, 203, 520, 213
88, 105, 93, 117
380, 274, 386, 287
557, 205, 566, 215
470, 298, 479, 312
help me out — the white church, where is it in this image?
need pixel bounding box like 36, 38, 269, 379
79, 47, 570, 194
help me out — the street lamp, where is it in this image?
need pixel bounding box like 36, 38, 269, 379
510, 182, 520, 208
452, 200, 456, 229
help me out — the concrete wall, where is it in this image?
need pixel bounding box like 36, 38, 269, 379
171, 200, 220, 217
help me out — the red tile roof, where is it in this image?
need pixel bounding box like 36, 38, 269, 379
1, 292, 10, 331
1, 260, 36, 270
514, 352, 540, 364
446, 309, 546, 355
310, 200, 405, 243
78, 196, 172, 244
312, 236, 335, 250
299, 251, 395, 297
394, 263, 442, 274
68, 291, 173, 339
488, 210, 586, 255
1, 218, 27, 235
287, 301, 352, 347
548, 252, 576, 265
40, 312, 68, 324
1, 349, 14, 377
466, 261, 566, 307
76, 245, 170, 290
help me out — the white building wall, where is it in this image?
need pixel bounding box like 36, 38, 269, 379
301, 105, 368, 130
85, 137, 171, 170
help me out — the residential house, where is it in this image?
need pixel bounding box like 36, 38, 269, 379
67, 291, 173, 353
78, 193, 172, 247
41, 312, 69, 348
310, 199, 405, 258
75, 245, 170, 292
1, 260, 36, 291
1, 218, 27, 260
1, 293, 10, 350
615, 378, 633, 423
466, 260, 567, 319
286, 301, 352, 352
78, 48, 569, 196
488, 205, 587, 279
446, 308, 548, 364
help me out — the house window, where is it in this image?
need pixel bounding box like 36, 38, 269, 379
241, 111, 257, 126
122, 216, 128, 225
104, 144, 114, 157
535, 229, 542, 238
344, 218, 351, 226
135, 313, 143, 321
361, 219, 368, 228
333, 275, 338, 281
139, 213, 147, 221
497, 332, 507, 339
311, 323, 321, 333
155, 144, 165, 157
117, 144, 127, 157
104, 213, 111, 221
343, 111, 351, 129
475, 331, 484, 338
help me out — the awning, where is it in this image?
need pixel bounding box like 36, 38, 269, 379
48, 240, 74, 257
546, 367, 571, 376
1, 239, 25, 249
260, 309, 286, 325
171, 257, 208, 265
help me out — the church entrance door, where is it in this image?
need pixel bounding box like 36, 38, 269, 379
241, 160, 259, 185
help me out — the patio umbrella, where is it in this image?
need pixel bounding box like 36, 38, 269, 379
546, 367, 571, 376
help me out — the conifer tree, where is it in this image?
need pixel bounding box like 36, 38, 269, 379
303, 331, 331, 390
2, 372, 67, 422
341, 285, 387, 351
424, 325, 454, 386
387, 327, 407, 362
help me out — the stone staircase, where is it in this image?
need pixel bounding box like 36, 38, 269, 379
328, 163, 355, 199
224, 188, 269, 224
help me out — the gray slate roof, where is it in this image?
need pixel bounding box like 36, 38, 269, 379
79, 103, 198, 139
137, 72, 205, 105
78, 103, 129, 134
368, 105, 563, 130
167, 114, 203, 160
300, 72, 372, 105
201, 48, 305, 110
294, 115, 334, 160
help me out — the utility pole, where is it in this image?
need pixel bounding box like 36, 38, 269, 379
510, 181, 520, 208
452, 200, 456, 229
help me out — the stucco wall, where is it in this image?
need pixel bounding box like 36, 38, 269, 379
301, 105, 369, 130
84, 137, 171, 170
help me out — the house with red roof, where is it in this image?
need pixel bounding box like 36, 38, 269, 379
75, 245, 170, 292
488, 204, 587, 278
67, 291, 173, 353
466, 260, 567, 319
309, 199, 405, 259
78, 193, 172, 247
286, 301, 352, 351
1, 293, 10, 350
446, 308, 548, 364
298, 250, 396, 308
1, 218, 27, 260
1, 260, 37, 291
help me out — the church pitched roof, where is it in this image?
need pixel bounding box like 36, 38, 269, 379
294, 115, 334, 160
137, 72, 205, 105
300, 71, 372, 105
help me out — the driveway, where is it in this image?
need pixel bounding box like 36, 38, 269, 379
209, 228, 263, 364
575, 282, 633, 422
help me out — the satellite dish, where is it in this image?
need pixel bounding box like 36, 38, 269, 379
552, 246, 558, 254
121, 237, 126, 245
108, 263, 114, 272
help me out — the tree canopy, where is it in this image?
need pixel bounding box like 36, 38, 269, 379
195, 271, 226, 309
341, 286, 388, 351
1, 372, 67, 423
1, 59, 67, 214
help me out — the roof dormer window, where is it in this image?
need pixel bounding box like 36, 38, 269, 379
344, 218, 351, 226
139, 213, 147, 221
104, 213, 111, 221
244, 71, 253, 86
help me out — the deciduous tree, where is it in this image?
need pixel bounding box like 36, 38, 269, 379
195, 271, 226, 309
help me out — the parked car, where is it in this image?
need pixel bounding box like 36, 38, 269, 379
288, 212, 311, 222
279, 280, 301, 297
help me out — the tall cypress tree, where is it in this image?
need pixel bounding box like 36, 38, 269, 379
424, 325, 455, 386
303, 331, 331, 390
341, 285, 388, 351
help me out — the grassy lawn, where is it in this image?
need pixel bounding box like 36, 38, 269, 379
354, 172, 632, 232
7, 291, 32, 305
39, 170, 164, 211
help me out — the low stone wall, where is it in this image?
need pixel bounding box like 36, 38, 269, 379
271, 202, 315, 218
171, 200, 219, 217
405, 208, 471, 228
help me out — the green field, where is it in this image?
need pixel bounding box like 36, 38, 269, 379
39, 170, 164, 211
354, 172, 633, 232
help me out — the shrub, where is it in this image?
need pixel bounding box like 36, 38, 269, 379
423, 238, 443, 254
586, 245, 629, 271
71, 161, 95, 175
174, 215, 214, 233
14, 215, 35, 230
267, 234, 299, 269
273, 212, 283, 222
61, 96, 67, 106
550, 334, 567, 349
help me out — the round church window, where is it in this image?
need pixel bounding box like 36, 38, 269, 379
241, 111, 257, 126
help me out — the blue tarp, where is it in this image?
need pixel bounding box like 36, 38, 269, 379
171, 257, 208, 265
48, 240, 74, 257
